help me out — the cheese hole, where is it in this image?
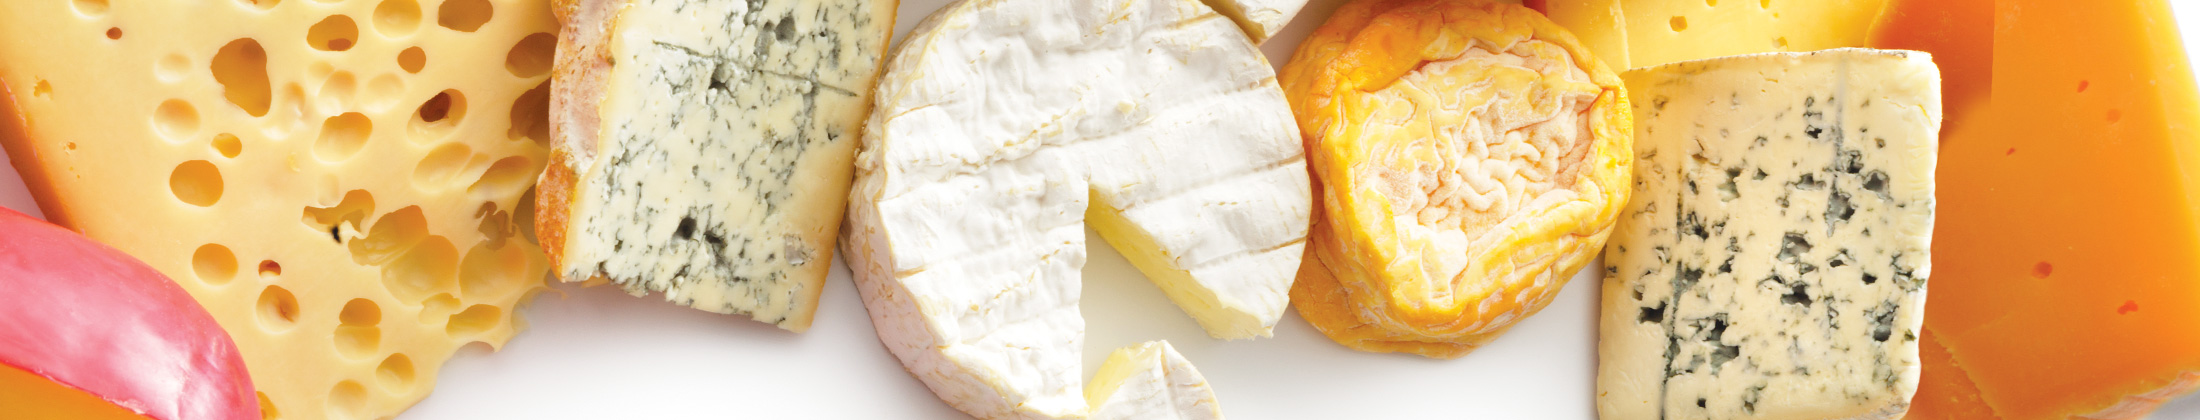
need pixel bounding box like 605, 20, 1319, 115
304, 189, 376, 243
1774, 37, 1789, 49
2106, 109, 2122, 123
308, 15, 359, 51
398, 46, 426, 73
211, 38, 272, 117
192, 244, 239, 285
1759, 0, 1771, 7
317, 71, 358, 113
31, 80, 50, 98
71, 0, 108, 16
374, 0, 421, 36
445, 304, 501, 337
436, 0, 493, 32
105, 27, 122, 40
504, 33, 555, 77
256, 392, 278, 420
376, 354, 416, 392
335, 298, 381, 359
169, 160, 224, 207
156, 54, 189, 82
2077, 80, 2090, 92
327, 381, 367, 419
508, 81, 550, 144
412, 142, 474, 187
1706, 0, 1717, 5
384, 235, 459, 303
210, 133, 243, 158
514, 187, 538, 244
364, 74, 405, 110
154, 99, 201, 142
267, 82, 312, 140
256, 285, 299, 329
1669, 16, 1688, 32
2033, 261, 2054, 278
459, 242, 528, 302
258, 260, 282, 277
419, 293, 461, 324
467, 156, 535, 198
237, 0, 280, 10
472, 203, 514, 248
351, 206, 429, 266
314, 112, 373, 162
410, 90, 467, 139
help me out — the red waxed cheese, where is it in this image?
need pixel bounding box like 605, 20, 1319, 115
0, 207, 258, 419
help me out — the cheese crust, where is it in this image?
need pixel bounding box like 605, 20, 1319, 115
1279, 0, 1632, 359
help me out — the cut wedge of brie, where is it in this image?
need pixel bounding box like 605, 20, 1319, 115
1087, 341, 1224, 420
840, 0, 1308, 417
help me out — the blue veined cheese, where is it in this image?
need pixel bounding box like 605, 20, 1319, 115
1599, 49, 1941, 420
840, 0, 1308, 418
538, 0, 895, 331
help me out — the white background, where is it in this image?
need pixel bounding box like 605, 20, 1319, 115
5, 0, 2200, 418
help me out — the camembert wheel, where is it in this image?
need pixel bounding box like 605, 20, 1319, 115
1279, 0, 1632, 359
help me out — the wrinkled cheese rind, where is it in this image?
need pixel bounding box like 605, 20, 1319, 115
1600, 49, 1940, 420
0, 0, 554, 418
841, 0, 1307, 417
1086, 341, 1224, 420
1279, 0, 1631, 359
545, 0, 894, 331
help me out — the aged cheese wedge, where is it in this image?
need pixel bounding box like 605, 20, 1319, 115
538, 0, 894, 331
1085, 341, 1223, 420
0, 1, 553, 418
1881, 0, 2200, 418
1600, 49, 1940, 420
840, 0, 1308, 417
1525, 0, 1891, 71
1278, 0, 1631, 359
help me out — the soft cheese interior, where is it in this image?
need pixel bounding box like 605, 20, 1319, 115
562, 0, 891, 329
1599, 49, 1941, 420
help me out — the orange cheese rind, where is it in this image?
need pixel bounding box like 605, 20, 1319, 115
1281, 0, 1630, 358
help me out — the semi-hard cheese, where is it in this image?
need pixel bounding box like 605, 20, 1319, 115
1526, 0, 1890, 71
538, 0, 894, 331
1601, 49, 1940, 420
841, 0, 1308, 417
1281, 0, 1631, 359
1891, 0, 2200, 418
0, 0, 554, 418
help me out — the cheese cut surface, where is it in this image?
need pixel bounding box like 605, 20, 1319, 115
1085, 341, 1223, 420
539, 0, 895, 331
1279, 0, 1631, 359
841, 0, 1308, 417
1888, 0, 2200, 418
0, 0, 555, 418
1600, 49, 1940, 420
1526, 0, 1890, 71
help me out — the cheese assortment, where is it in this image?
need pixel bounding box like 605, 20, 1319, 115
1599, 49, 1941, 420
1279, 0, 1631, 359
840, 0, 1308, 416
536, 0, 894, 331
1875, 0, 2200, 418
0, 0, 554, 418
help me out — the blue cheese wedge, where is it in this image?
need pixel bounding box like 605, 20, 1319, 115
537, 0, 895, 331
1599, 49, 1941, 420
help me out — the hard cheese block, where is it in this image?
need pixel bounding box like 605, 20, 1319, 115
1279, 0, 1632, 359
1892, 0, 2200, 418
538, 0, 893, 331
1601, 49, 1940, 420
1526, 0, 1890, 71
0, 0, 553, 418
841, 0, 1308, 417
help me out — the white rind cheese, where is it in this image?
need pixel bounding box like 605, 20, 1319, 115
1200, 0, 1308, 43
1087, 341, 1225, 420
543, 0, 895, 331
841, 0, 1308, 418
1599, 49, 1940, 420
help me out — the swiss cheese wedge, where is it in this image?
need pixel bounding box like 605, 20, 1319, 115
0, 0, 554, 418
1279, 0, 1631, 359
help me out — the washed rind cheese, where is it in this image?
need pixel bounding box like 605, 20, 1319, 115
841, 0, 1308, 417
1279, 0, 1631, 359
539, 0, 895, 331
1599, 49, 1939, 420
0, 0, 555, 418
1085, 341, 1223, 420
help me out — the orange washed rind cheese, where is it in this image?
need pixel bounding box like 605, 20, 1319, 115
1279, 0, 1630, 359
0, 0, 554, 418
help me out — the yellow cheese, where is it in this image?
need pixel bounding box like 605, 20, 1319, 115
0, 1, 554, 418
1528, 0, 1891, 70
